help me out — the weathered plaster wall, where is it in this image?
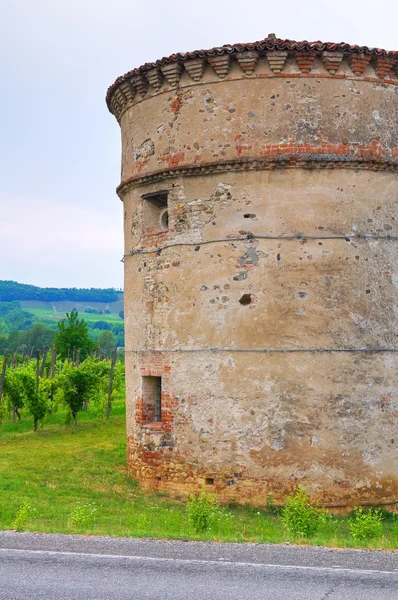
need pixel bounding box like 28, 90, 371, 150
123, 169, 398, 505
126, 352, 398, 505
108, 39, 398, 505
119, 73, 398, 182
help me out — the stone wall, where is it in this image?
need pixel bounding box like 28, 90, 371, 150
108, 37, 398, 506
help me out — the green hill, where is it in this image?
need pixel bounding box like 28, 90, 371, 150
0, 282, 125, 353
0, 280, 122, 303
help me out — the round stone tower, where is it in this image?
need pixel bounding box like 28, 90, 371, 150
107, 35, 398, 506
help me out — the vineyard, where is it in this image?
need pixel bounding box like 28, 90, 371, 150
0, 348, 125, 431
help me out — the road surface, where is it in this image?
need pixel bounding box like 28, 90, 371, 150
0, 532, 397, 599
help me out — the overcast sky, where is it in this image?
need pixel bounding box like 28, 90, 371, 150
0, 0, 396, 289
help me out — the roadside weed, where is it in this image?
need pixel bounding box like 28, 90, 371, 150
392, 518, 398, 539
69, 503, 98, 529
282, 487, 323, 538
349, 508, 383, 541
187, 488, 220, 533
12, 501, 33, 531
265, 494, 281, 516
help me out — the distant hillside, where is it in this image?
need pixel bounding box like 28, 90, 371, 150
0, 281, 123, 303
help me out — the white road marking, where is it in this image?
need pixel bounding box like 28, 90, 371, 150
0, 547, 397, 576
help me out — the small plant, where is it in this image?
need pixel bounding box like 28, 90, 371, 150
392, 518, 398, 539
282, 487, 322, 538
265, 494, 280, 515
69, 503, 97, 529
349, 507, 383, 541
12, 502, 32, 531
187, 487, 219, 533
136, 513, 149, 529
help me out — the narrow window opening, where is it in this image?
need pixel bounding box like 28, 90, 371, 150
141, 376, 162, 423
205, 478, 214, 486
142, 191, 169, 231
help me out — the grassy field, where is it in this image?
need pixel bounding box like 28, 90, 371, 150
24, 307, 123, 325
21, 298, 124, 313
0, 401, 397, 548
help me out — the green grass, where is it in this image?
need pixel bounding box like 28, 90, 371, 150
21, 299, 124, 313
25, 307, 123, 325
0, 403, 397, 547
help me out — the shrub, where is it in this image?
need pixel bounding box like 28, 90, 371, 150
282, 487, 322, 538
187, 488, 219, 533
349, 507, 383, 541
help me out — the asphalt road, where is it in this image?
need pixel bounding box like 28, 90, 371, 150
0, 532, 397, 599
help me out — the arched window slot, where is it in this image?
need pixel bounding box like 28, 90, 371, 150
142, 191, 169, 231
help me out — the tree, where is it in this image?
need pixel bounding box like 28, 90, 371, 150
55, 310, 94, 361
92, 321, 111, 330
5, 331, 24, 352
0, 333, 8, 355
98, 331, 116, 356
25, 324, 56, 352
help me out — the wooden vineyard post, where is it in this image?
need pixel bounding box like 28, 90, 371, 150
36, 350, 40, 393
49, 346, 57, 414
11, 350, 17, 369
34, 350, 41, 431
106, 348, 117, 420
49, 347, 57, 379
40, 346, 48, 377
0, 350, 9, 418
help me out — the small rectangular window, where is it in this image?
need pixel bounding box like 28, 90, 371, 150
142, 191, 168, 231
142, 376, 162, 423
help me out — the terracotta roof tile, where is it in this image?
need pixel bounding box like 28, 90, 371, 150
106, 35, 397, 109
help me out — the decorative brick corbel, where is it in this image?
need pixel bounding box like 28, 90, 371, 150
110, 88, 127, 119
266, 51, 288, 73
394, 60, 398, 80
161, 63, 183, 87
208, 55, 231, 78
322, 51, 344, 75
132, 74, 148, 98
375, 56, 396, 79
184, 58, 205, 81
348, 54, 372, 76
236, 51, 259, 75
295, 51, 317, 74
110, 98, 122, 120
119, 81, 136, 104
146, 68, 163, 91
